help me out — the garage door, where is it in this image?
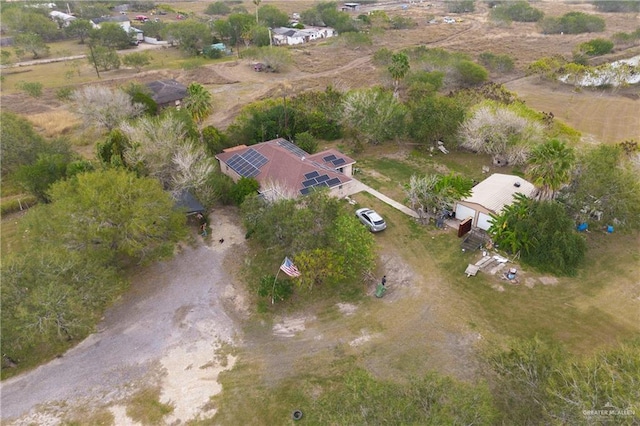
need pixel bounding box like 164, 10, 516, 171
455, 204, 476, 222
477, 212, 493, 230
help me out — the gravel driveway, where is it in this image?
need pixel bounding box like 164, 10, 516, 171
0, 209, 246, 425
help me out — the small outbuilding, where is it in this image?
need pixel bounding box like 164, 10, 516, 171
174, 189, 205, 216
454, 173, 535, 231
145, 79, 187, 108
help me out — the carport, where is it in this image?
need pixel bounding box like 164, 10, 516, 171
454, 174, 535, 231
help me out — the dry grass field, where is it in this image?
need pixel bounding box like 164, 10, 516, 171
1, 0, 638, 141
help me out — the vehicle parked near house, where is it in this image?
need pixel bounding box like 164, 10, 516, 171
134, 15, 149, 22
356, 208, 387, 232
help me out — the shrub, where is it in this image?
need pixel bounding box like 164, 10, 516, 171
455, 60, 488, 86
577, 38, 614, 56
56, 86, 74, 101
591, 1, 640, 12
391, 16, 417, 29
202, 125, 230, 155
491, 1, 544, 22
257, 274, 293, 304
541, 12, 605, 34
444, 0, 475, 13
230, 177, 260, 205
16, 81, 43, 97
479, 52, 515, 73
373, 48, 394, 65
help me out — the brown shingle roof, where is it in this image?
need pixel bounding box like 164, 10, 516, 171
145, 79, 187, 105
216, 139, 352, 196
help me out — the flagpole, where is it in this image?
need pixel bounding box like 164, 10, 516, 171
272, 266, 282, 305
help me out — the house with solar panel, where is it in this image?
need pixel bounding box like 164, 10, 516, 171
215, 138, 356, 199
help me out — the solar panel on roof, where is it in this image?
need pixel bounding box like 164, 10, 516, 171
242, 148, 268, 169
227, 154, 259, 177
302, 179, 316, 187
332, 158, 346, 166
326, 177, 341, 186
277, 139, 308, 158
304, 171, 319, 179
315, 174, 329, 183
323, 154, 337, 162
300, 187, 311, 195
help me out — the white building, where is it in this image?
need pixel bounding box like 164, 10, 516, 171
454, 174, 535, 231
49, 10, 76, 27
271, 26, 336, 46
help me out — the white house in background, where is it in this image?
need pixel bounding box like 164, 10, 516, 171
90, 15, 131, 31
454, 173, 535, 231
49, 10, 76, 27
271, 26, 336, 46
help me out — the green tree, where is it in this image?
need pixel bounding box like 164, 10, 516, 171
407, 95, 465, 146
22, 168, 187, 265
488, 196, 586, 275
87, 45, 121, 71
1, 248, 125, 368
96, 128, 131, 167
205, 1, 231, 16
15, 153, 71, 203
122, 51, 152, 72
293, 131, 318, 154
184, 83, 213, 126
328, 214, 375, 280
14, 33, 50, 59
561, 144, 640, 230
65, 19, 92, 44
163, 21, 213, 56
341, 87, 407, 145
0, 112, 71, 176
526, 139, 575, 201
2, 7, 60, 41
388, 52, 410, 97
294, 248, 344, 291
258, 5, 290, 28
89, 22, 132, 49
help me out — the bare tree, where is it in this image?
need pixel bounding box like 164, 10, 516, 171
71, 86, 144, 131
260, 179, 298, 203
459, 105, 543, 166
121, 114, 213, 193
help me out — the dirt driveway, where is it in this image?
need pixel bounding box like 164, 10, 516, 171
0, 208, 248, 425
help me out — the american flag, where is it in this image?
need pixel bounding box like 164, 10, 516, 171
280, 257, 301, 277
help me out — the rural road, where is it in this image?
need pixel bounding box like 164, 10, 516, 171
0, 210, 245, 424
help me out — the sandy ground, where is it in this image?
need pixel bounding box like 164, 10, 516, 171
0, 208, 247, 425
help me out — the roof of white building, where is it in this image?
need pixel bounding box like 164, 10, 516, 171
461, 173, 535, 213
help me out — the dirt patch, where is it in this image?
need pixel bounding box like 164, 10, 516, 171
336, 303, 358, 316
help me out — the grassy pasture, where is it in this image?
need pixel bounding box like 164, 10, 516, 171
208, 144, 638, 423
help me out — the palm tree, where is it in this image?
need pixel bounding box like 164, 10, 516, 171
183, 83, 213, 126
388, 52, 410, 97
526, 139, 575, 201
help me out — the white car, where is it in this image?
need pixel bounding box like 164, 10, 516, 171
356, 208, 387, 232
443, 17, 456, 24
